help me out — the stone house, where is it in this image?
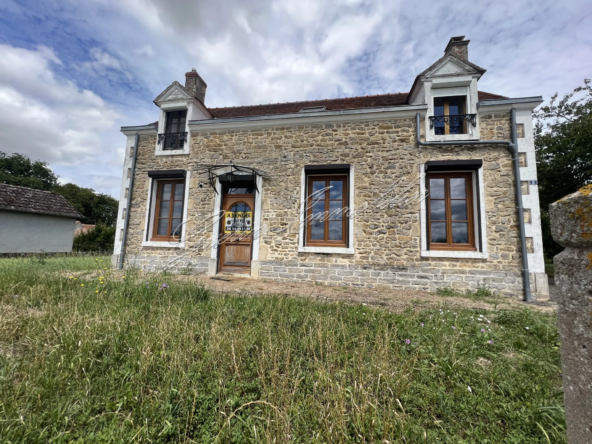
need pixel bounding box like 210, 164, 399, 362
113, 36, 548, 300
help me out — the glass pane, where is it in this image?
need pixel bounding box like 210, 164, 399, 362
311, 220, 324, 239
159, 200, 170, 218
329, 180, 343, 199
451, 200, 467, 221
429, 178, 445, 199
329, 221, 342, 240
431, 222, 447, 243
448, 96, 465, 116
312, 201, 325, 220
230, 203, 249, 213
430, 200, 446, 221
157, 219, 168, 236
171, 219, 182, 236
452, 223, 469, 243
450, 178, 466, 198
173, 201, 183, 218
433, 97, 444, 116
174, 184, 184, 200
329, 200, 343, 219
161, 184, 172, 201
311, 181, 326, 201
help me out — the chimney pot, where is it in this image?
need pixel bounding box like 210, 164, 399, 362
444, 35, 470, 61
185, 69, 207, 103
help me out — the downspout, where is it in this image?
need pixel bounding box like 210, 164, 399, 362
415, 111, 532, 303
118, 133, 139, 270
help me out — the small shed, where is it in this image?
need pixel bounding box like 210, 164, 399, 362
0, 183, 83, 254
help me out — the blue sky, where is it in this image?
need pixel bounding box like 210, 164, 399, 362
0, 0, 591, 197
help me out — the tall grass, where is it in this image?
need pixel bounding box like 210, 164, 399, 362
0, 257, 565, 442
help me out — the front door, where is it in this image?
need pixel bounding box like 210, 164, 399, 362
218, 189, 254, 274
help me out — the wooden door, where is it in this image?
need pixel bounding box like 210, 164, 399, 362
218, 194, 254, 274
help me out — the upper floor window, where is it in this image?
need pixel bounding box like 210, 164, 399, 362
433, 96, 468, 135
159, 110, 187, 150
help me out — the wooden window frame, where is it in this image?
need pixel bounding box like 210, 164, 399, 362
427, 172, 476, 251
434, 96, 467, 135
151, 179, 185, 242
305, 175, 348, 248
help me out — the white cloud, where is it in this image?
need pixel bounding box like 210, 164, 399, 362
0, 44, 124, 196
81, 47, 123, 71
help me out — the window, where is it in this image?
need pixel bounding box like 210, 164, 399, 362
151, 179, 185, 241
305, 175, 348, 247
427, 172, 476, 251
433, 96, 467, 135
163, 110, 187, 150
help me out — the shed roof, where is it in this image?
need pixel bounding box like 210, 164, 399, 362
0, 183, 82, 219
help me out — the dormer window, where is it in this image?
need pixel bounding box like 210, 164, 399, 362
158, 110, 187, 150
432, 96, 471, 135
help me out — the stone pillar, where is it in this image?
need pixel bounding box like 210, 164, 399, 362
549, 185, 592, 443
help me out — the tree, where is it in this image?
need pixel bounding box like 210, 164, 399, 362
73, 224, 116, 252
53, 183, 119, 226
1, 151, 119, 226
0, 152, 59, 190
535, 79, 592, 258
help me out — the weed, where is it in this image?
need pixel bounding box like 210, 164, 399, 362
0, 256, 565, 442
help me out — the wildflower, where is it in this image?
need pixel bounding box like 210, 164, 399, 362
81, 284, 84, 286
95, 290, 99, 293
525, 327, 530, 330
452, 326, 456, 330
162, 283, 169, 289
488, 340, 493, 344
481, 329, 485, 333
14, 294, 19, 298
468, 386, 472, 393
122, 276, 126, 279
421, 323, 424, 327
405, 339, 411, 344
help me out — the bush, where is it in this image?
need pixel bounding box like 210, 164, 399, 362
73, 224, 115, 252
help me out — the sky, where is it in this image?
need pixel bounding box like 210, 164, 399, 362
0, 0, 590, 198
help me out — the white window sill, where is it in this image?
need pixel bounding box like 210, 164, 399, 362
155, 149, 190, 156
142, 241, 186, 248
298, 246, 355, 255
421, 250, 488, 259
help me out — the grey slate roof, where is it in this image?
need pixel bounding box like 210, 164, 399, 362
0, 183, 82, 219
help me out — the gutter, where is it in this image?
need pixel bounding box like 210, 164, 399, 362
415, 111, 532, 303
118, 133, 139, 270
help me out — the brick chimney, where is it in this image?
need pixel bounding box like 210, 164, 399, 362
185, 68, 207, 104
444, 36, 470, 61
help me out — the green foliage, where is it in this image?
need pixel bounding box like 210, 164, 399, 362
535, 79, 592, 258
0, 152, 119, 226
73, 225, 116, 252
53, 183, 118, 226
0, 258, 565, 443
437, 286, 500, 302
0, 151, 59, 191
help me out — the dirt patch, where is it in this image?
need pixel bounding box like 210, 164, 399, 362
475, 357, 493, 368
183, 274, 556, 313
0, 304, 45, 321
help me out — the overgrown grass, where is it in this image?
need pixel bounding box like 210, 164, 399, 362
0, 258, 565, 442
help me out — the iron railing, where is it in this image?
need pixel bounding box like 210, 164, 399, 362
429, 114, 476, 135
157, 132, 187, 150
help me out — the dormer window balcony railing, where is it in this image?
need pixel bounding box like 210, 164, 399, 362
158, 132, 188, 150
429, 114, 476, 135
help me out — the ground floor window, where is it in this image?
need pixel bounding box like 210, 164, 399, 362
151, 179, 185, 241
427, 172, 476, 251
305, 174, 348, 248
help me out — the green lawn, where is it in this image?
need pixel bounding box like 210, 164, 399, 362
0, 257, 566, 443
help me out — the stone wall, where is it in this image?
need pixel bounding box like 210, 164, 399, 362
122, 114, 527, 297
550, 185, 592, 444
